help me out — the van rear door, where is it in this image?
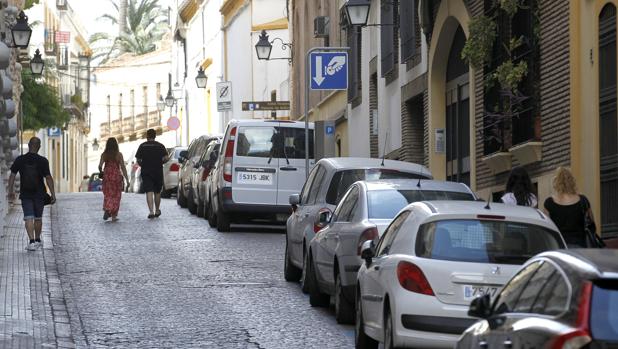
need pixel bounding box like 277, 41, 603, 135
232, 125, 279, 205
276, 124, 314, 205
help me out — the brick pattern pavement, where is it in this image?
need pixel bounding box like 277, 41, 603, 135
0, 204, 75, 348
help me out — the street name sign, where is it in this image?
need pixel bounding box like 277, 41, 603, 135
310, 52, 348, 90
216, 81, 232, 112
242, 101, 290, 111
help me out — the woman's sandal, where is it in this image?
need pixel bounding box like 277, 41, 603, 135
155, 210, 161, 218
147, 213, 155, 219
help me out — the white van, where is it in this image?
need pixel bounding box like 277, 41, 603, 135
207, 120, 315, 231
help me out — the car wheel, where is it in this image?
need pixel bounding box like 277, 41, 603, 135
161, 189, 171, 199
335, 270, 354, 324
177, 185, 187, 208
284, 238, 302, 282
197, 196, 205, 218
384, 305, 397, 349
207, 195, 217, 228
307, 253, 329, 307
300, 245, 309, 294
216, 207, 231, 232
355, 289, 378, 349
187, 190, 197, 214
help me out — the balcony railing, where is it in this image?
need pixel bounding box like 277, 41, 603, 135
99, 111, 166, 143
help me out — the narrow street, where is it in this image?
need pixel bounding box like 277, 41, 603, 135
51, 193, 354, 348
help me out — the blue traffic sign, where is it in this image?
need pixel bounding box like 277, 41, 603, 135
325, 125, 335, 135
310, 52, 348, 91
47, 127, 62, 137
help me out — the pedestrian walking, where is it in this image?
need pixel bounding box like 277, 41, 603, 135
501, 166, 538, 207
98, 137, 130, 222
79, 175, 90, 192
135, 129, 169, 219
6, 137, 56, 251
543, 167, 603, 248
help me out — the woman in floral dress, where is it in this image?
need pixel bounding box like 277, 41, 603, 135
98, 138, 129, 222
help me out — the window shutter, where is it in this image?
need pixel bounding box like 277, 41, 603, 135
348, 25, 362, 102
381, 0, 395, 77
400, 0, 416, 62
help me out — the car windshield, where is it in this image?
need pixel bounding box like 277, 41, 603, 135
591, 280, 618, 341
415, 220, 564, 265
326, 169, 430, 205
367, 190, 475, 219
172, 148, 185, 159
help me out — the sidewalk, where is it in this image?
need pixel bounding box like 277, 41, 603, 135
0, 204, 75, 348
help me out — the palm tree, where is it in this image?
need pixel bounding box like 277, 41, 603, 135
89, 0, 168, 63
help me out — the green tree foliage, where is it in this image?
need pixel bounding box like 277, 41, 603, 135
24, 0, 40, 10
89, 0, 169, 63
21, 73, 70, 131
461, 15, 496, 70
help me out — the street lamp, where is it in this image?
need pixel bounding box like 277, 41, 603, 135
157, 96, 166, 111
30, 49, 44, 75
92, 138, 99, 151
195, 67, 207, 88
344, 0, 371, 26
165, 90, 175, 108
255, 30, 273, 60
11, 11, 32, 49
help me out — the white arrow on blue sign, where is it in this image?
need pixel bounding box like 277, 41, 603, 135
310, 52, 348, 91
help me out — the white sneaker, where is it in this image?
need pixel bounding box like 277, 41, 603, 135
25, 243, 36, 251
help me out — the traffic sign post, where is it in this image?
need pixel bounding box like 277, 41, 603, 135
304, 47, 350, 178
216, 81, 232, 112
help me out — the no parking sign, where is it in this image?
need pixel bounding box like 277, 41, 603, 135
167, 116, 180, 131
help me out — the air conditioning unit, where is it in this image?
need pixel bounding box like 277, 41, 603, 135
314, 16, 330, 38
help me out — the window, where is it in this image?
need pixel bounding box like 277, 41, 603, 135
512, 262, 556, 313
130, 90, 135, 117
483, 0, 540, 154
375, 210, 410, 256
300, 165, 321, 204
530, 270, 569, 316
380, 0, 399, 78
415, 220, 564, 264
143, 86, 149, 115
399, 0, 418, 62
307, 166, 327, 205
591, 280, 618, 341
325, 168, 428, 205
493, 261, 543, 314
334, 186, 360, 222
236, 127, 314, 159
367, 189, 475, 219
343, 10, 362, 103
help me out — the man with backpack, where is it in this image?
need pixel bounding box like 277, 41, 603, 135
7, 137, 56, 251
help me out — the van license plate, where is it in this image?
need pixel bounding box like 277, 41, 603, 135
463, 285, 498, 301
237, 172, 273, 185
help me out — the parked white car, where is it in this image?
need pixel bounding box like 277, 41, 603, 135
305, 179, 476, 324
355, 201, 566, 349
162, 146, 186, 198
284, 157, 432, 292
207, 120, 315, 231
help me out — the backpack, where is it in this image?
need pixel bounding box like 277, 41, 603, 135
20, 158, 41, 193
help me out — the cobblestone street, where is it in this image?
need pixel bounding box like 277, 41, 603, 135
51, 193, 354, 348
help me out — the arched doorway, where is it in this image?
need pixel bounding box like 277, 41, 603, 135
599, 3, 617, 235
445, 26, 470, 185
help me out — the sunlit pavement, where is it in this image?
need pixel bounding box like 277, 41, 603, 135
50, 192, 355, 348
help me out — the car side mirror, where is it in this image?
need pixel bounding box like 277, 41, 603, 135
468, 294, 492, 319
361, 240, 375, 266
315, 208, 332, 230
289, 194, 300, 212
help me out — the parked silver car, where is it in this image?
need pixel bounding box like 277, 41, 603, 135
161, 146, 186, 198
306, 179, 476, 324
186, 139, 220, 217
284, 157, 432, 291
177, 135, 219, 208
355, 201, 566, 349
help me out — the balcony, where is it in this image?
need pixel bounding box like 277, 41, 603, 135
99, 111, 166, 143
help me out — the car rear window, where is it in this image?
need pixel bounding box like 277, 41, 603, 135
591, 280, 618, 341
367, 189, 475, 219
326, 169, 429, 205
236, 126, 314, 159
172, 149, 185, 159
415, 220, 564, 264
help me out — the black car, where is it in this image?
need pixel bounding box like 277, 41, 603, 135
456, 249, 618, 349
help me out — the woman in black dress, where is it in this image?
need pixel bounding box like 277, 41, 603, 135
543, 167, 596, 247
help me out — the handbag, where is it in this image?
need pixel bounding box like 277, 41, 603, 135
580, 195, 606, 248
43, 192, 53, 206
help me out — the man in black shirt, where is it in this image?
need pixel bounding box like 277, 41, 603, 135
7, 137, 56, 251
135, 129, 169, 218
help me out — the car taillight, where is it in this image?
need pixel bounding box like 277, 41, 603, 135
223, 127, 236, 183
169, 163, 180, 172
549, 282, 592, 349
357, 227, 379, 255
396, 261, 434, 296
